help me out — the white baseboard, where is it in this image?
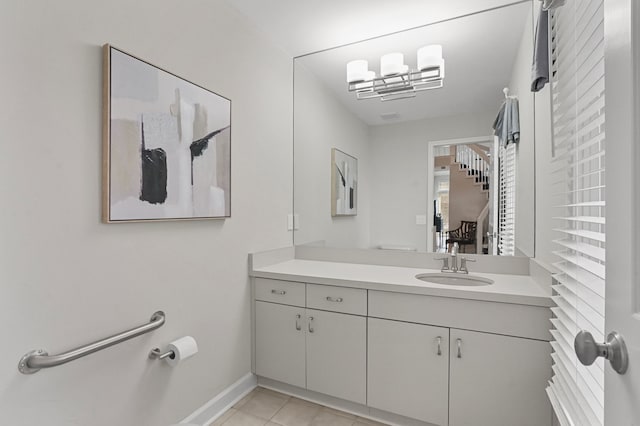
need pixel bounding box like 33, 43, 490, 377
180, 373, 257, 426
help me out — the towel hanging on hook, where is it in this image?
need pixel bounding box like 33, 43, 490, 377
494, 89, 520, 146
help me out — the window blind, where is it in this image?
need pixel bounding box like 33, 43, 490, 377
498, 143, 516, 256
545, 0, 606, 425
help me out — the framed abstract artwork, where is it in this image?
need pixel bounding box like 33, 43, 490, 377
331, 148, 358, 216
102, 44, 231, 223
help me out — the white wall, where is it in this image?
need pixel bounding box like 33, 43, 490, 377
369, 113, 494, 252
294, 63, 371, 248
0, 1, 292, 425
509, 6, 536, 258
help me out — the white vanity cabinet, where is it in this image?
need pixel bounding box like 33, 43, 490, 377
448, 329, 552, 426
253, 274, 552, 426
255, 300, 306, 388
254, 278, 367, 405
367, 317, 449, 426
306, 308, 366, 404
368, 290, 552, 426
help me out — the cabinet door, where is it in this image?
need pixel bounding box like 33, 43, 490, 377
367, 318, 449, 426
306, 309, 366, 404
449, 329, 552, 426
255, 301, 306, 388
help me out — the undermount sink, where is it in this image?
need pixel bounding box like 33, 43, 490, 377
415, 273, 494, 286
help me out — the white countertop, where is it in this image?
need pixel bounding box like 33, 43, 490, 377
251, 259, 553, 307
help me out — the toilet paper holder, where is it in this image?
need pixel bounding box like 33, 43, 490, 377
149, 336, 198, 365
149, 347, 175, 360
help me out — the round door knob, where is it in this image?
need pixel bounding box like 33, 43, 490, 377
574, 330, 628, 375
574, 330, 603, 366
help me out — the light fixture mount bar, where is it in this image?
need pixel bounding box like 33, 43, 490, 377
347, 64, 444, 101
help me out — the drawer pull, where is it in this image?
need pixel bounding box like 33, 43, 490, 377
436, 336, 442, 356
457, 338, 462, 358
326, 296, 343, 303
308, 316, 315, 333
295, 314, 302, 331
271, 289, 286, 295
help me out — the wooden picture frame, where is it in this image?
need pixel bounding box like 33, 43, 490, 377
102, 44, 231, 223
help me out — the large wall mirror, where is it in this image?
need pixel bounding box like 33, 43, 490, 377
293, 1, 536, 257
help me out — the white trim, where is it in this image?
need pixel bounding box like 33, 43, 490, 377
426, 135, 493, 252
249, 247, 295, 271
476, 201, 490, 254
602, 0, 640, 423
180, 373, 257, 426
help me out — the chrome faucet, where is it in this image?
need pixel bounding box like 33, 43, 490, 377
436, 243, 478, 274
436, 243, 460, 273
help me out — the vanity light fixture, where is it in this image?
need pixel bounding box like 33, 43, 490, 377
346, 44, 444, 102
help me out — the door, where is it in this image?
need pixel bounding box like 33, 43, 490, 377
305, 309, 366, 404
254, 301, 306, 388
449, 329, 552, 426
602, 0, 640, 422
367, 318, 449, 426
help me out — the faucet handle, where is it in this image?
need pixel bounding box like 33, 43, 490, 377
434, 257, 450, 272
450, 242, 459, 255
459, 257, 476, 274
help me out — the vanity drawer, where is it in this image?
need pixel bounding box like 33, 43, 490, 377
369, 290, 551, 341
306, 284, 367, 315
254, 278, 305, 306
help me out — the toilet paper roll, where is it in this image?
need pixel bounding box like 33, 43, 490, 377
166, 336, 198, 366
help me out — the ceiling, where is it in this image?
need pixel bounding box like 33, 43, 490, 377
223, 0, 531, 57
224, 0, 533, 126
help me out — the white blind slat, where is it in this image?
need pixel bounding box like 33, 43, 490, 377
553, 239, 605, 261
553, 251, 605, 279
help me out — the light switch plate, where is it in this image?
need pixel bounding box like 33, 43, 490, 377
416, 214, 427, 225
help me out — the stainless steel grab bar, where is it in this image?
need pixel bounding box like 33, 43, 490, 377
18, 311, 165, 374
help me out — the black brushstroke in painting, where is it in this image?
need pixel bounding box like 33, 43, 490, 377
139, 120, 168, 204
189, 126, 229, 185
335, 164, 346, 187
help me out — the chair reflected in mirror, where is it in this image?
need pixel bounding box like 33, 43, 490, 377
446, 220, 477, 253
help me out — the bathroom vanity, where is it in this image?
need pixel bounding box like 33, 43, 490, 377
250, 249, 553, 426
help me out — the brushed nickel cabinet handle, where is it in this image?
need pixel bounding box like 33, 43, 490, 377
271, 289, 286, 295
295, 314, 301, 331
326, 296, 343, 303
308, 316, 314, 333
436, 336, 442, 356
456, 338, 462, 358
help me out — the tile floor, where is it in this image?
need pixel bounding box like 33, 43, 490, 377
211, 387, 389, 426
